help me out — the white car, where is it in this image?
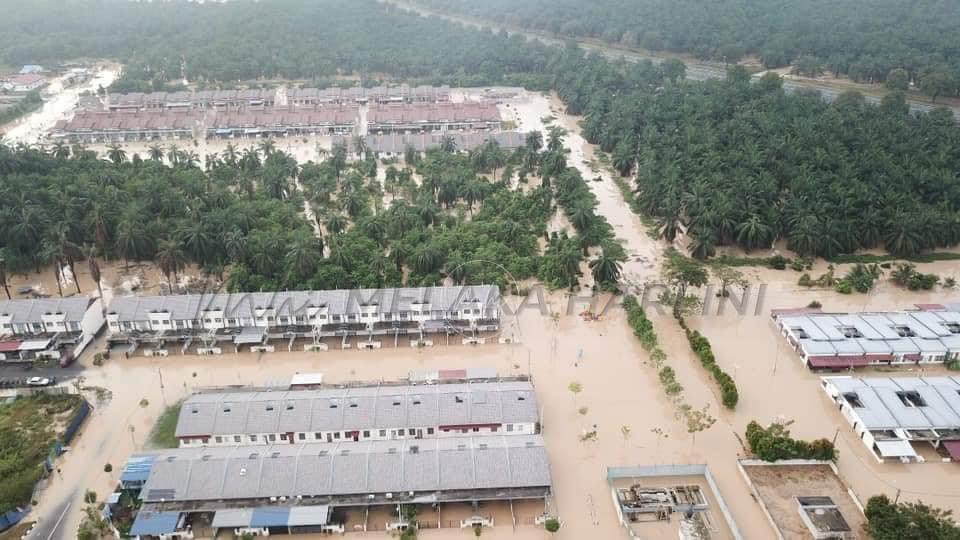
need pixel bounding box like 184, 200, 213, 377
26, 377, 52, 387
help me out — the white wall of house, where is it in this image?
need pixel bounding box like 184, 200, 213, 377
178, 421, 536, 448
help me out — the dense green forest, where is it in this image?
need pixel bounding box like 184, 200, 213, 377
0, 132, 624, 293
416, 0, 960, 100
593, 68, 960, 258
0, 0, 554, 90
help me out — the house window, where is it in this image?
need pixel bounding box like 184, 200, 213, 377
298, 433, 306, 441
280, 434, 287, 441
215, 436, 223, 443
250, 435, 257, 442
268, 434, 276, 442
233, 435, 241, 443
334, 432, 340, 439
398, 429, 405, 436
315, 433, 322, 440
363, 430, 370, 438
473, 427, 479, 432
379, 430, 387, 437
202, 438, 209, 444
506, 425, 514, 432
491, 426, 498, 433
427, 428, 434, 435
461, 429, 468, 434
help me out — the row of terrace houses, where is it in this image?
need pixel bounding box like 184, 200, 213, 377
51, 111, 203, 143
366, 103, 502, 134
206, 107, 358, 138
0, 297, 104, 362
105, 286, 500, 355
123, 435, 550, 538
287, 84, 450, 106
334, 131, 526, 160
175, 378, 539, 448
822, 376, 960, 463
772, 305, 960, 369
107, 89, 276, 112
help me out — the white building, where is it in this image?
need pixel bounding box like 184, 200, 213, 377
773, 306, 960, 369
0, 297, 104, 361
107, 286, 499, 344
2, 74, 45, 93
821, 376, 960, 463
175, 378, 539, 447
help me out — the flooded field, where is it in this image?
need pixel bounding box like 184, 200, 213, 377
14, 83, 960, 539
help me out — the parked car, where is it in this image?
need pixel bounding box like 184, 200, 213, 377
26, 376, 54, 387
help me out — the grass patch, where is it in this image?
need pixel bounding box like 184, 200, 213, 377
0, 92, 43, 126
146, 401, 183, 449
0, 394, 83, 514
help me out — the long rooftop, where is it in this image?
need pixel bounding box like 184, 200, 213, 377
0, 297, 94, 324
107, 285, 499, 323
823, 376, 960, 430
775, 308, 960, 362
175, 380, 538, 438
137, 435, 550, 503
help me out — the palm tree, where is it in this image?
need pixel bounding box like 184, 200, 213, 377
221, 143, 239, 166
351, 135, 368, 161
155, 239, 188, 291
147, 144, 164, 162
224, 229, 248, 262
51, 141, 70, 159
178, 221, 214, 264
167, 144, 182, 166
525, 131, 543, 154
83, 245, 105, 313
568, 203, 594, 233
735, 215, 773, 251
330, 142, 348, 180
590, 251, 623, 288
105, 143, 127, 164
414, 247, 440, 274
389, 242, 411, 273
257, 139, 276, 158
439, 135, 457, 153
115, 220, 149, 270
285, 232, 323, 279
324, 213, 346, 235
40, 240, 65, 297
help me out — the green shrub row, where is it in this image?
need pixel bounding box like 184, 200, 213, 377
677, 319, 739, 409
623, 295, 685, 399
745, 420, 837, 462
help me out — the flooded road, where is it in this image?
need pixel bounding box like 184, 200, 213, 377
2, 64, 119, 147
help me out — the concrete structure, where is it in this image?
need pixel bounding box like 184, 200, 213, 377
797, 497, 854, 540
821, 376, 960, 463
106, 286, 500, 355
0, 297, 104, 362
174, 378, 539, 447
367, 103, 501, 134
122, 435, 550, 537
2, 74, 45, 93
335, 131, 526, 160
772, 306, 960, 369
107, 89, 276, 112
607, 464, 743, 540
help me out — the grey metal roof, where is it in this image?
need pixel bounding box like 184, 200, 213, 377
107, 285, 499, 323
777, 309, 960, 358
175, 380, 537, 438
138, 435, 550, 503
823, 376, 960, 430
0, 297, 93, 325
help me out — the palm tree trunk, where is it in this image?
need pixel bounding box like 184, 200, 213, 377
96, 282, 106, 315
53, 261, 63, 297
69, 259, 81, 294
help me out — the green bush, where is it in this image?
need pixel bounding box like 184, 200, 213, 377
682, 327, 738, 409
745, 421, 836, 461
767, 255, 788, 270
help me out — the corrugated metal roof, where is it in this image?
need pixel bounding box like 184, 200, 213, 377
0, 297, 92, 325
175, 380, 537, 438
121, 454, 156, 483
287, 505, 330, 526
130, 511, 181, 536
250, 507, 291, 528
139, 435, 550, 503
212, 508, 253, 528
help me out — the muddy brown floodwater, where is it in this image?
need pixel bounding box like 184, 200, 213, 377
23, 87, 960, 539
